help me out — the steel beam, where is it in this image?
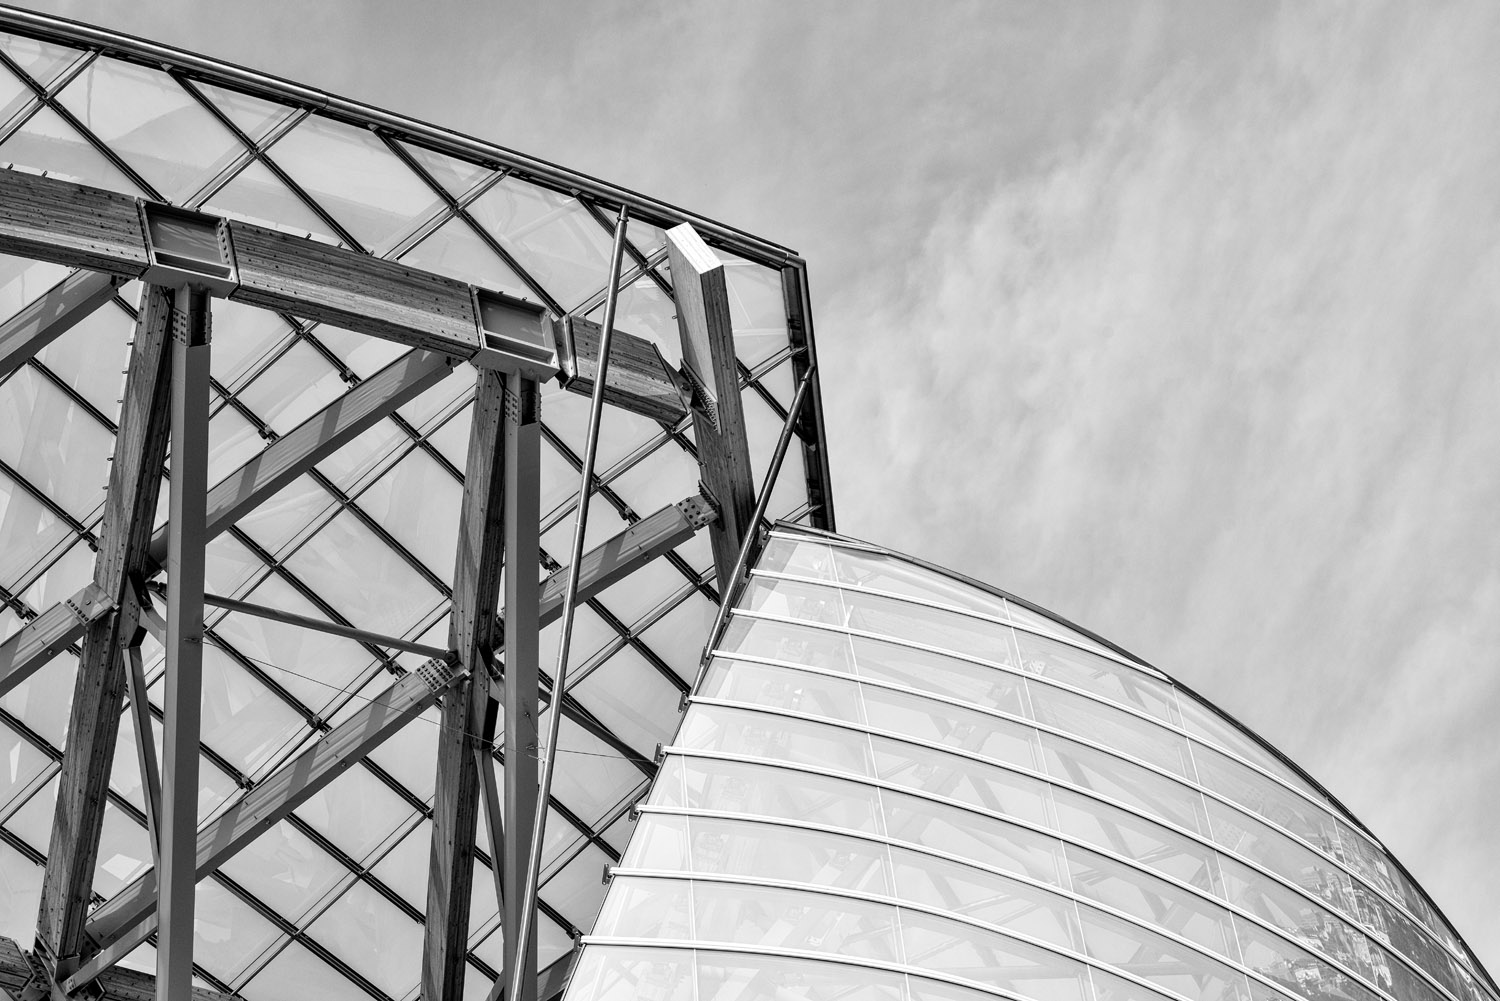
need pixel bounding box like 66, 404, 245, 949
666, 224, 757, 592
0, 346, 454, 698
0, 268, 123, 379
500, 373, 543, 1001
34, 286, 174, 978
75, 498, 713, 978
423, 369, 512, 1001
202, 591, 450, 659
156, 285, 212, 1001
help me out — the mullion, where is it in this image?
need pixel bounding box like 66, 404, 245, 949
382, 133, 563, 313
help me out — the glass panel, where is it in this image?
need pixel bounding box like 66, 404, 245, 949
243, 939, 364, 1001
355, 446, 462, 581
586, 274, 679, 364
1216, 854, 1376, 986
596, 555, 689, 629
1176, 692, 1332, 807
0, 254, 71, 321
697, 949, 904, 1001
861, 683, 1037, 770
743, 391, 806, 520
55, 57, 245, 201
1077, 906, 1250, 1001
201, 156, 340, 242
680, 756, 882, 835
541, 379, 660, 477
700, 658, 864, 724
571, 646, 685, 759
593, 875, 692, 939
221, 817, 350, 923
34, 299, 132, 419
545, 715, 647, 825
901, 909, 1089, 1001
1236, 920, 1382, 1001
266, 113, 444, 252
1205, 799, 1354, 918
678, 704, 874, 778
893, 848, 1081, 950
872, 733, 1051, 828
687, 815, 891, 896
1194, 743, 1339, 851
565, 945, 694, 1001
236, 338, 350, 436
0, 365, 115, 520
826, 646, 973, 727
1053, 783, 1221, 893
544, 842, 614, 931
191, 80, 296, 146
469, 176, 616, 309
718, 616, 854, 674
828, 544, 1007, 619
759, 535, 837, 581
842, 588, 1016, 669
1003, 598, 1148, 668
193, 878, 282, 984
294, 764, 413, 862
0, 104, 144, 191
283, 508, 440, 635
398, 215, 529, 296
183, 643, 307, 776
1029, 681, 1193, 778
881, 788, 1064, 888
694, 879, 900, 962
1042, 732, 1208, 836
719, 257, 787, 366
741, 576, 845, 626
622, 813, 690, 870
0, 837, 44, 946
636, 593, 718, 686
395, 140, 493, 200
0, 31, 82, 90
306, 324, 406, 381
1066, 843, 1237, 960
1015, 631, 1178, 724
0, 471, 73, 590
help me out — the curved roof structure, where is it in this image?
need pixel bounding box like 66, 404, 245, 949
569, 526, 1498, 1001
0, 6, 831, 1000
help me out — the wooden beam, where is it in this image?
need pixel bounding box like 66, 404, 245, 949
0, 269, 123, 379
35, 286, 174, 976
76, 495, 713, 981
227, 221, 482, 356
0, 170, 148, 276
423, 369, 512, 1001
0, 346, 454, 699
561, 316, 688, 425
0, 935, 238, 1001
666, 224, 756, 591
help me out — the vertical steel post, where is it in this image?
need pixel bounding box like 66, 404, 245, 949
505, 204, 629, 1001
156, 286, 211, 1001
501, 371, 541, 1001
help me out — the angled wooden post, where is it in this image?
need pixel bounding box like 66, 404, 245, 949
34, 286, 174, 980
422, 369, 512, 1001
665, 224, 756, 592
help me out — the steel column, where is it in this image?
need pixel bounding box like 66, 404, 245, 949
156, 285, 211, 1001
506, 204, 629, 1001
501, 371, 542, 1001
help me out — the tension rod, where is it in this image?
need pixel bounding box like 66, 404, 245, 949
504, 202, 630, 1001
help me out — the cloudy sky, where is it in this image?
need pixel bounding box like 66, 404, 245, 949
19, 0, 1500, 969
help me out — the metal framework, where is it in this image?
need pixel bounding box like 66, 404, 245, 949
0, 9, 837, 1001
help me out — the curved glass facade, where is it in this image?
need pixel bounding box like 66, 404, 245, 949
566, 528, 1496, 1001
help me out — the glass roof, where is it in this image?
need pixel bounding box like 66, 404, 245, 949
0, 11, 830, 1001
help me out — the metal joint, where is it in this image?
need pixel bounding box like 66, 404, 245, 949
675, 493, 715, 530
415, 656, 461, 693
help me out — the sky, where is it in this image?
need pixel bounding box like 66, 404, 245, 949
13, 0, 1500, 971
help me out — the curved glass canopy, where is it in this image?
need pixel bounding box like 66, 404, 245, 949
0, 8, 831, 1001
569, 527, 1497, 1001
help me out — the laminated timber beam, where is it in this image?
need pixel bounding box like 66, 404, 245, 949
666, 223, 757, 591
0, 935, 238, 1001
70, 496, 715, 990
0, 345, 455, 699
0, 168, 691, 426
34, 287, 175, 978
423, 369, 515, 1001
0, 268, 124, 379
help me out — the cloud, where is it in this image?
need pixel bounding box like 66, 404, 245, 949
825, 0, 1500, 965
